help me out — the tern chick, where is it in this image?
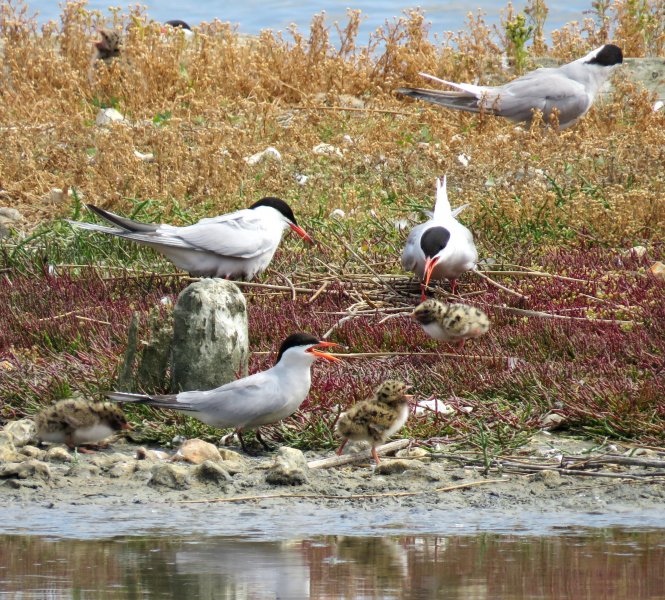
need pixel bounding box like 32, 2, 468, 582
396, 44, 624, 129
412, 299, 489, 348
93, 30, 122, 64
401, 176, 477, 298
336, 380, 412, 464
35, 399, 129, 451
67, 197, 314, 280
106, 333, 341, 454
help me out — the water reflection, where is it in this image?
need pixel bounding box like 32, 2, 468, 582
1, 529, 664, 599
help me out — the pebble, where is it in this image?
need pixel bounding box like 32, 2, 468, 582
243, 147, 282, 165
312, 143, 343, 158
374, 459, 424, 475
266, 447, 309, 486
45, 447, 71, 463
95, 108, 127, 127
0, 459, 52, 481
149, 463, 191, 490
175, 439, 222, 465
194, 460, 232, 486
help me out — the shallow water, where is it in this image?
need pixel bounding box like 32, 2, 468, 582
27, 0, 593, 41
2, 528, 664, 599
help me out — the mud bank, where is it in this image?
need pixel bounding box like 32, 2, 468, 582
1, 425, 664, 538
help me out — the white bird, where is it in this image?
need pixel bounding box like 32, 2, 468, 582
67, 197, 314, 279
401, 176, 477, 299
106, 333, 341, 453
396, 44, 623, 129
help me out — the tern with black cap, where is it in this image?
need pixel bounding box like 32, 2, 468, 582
401, 176, 477, 299
67, 197, 314, 279
105, 333, 341, 453
396, 44, 624, 129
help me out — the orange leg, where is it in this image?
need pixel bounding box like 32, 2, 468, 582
420, 282, 427, 302
372, 447, 381, 465
336, 439, 348, 456
450, 278, 458, 294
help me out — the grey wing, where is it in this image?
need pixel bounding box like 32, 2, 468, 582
175, 371, 289, 428
395, 87, 481, 113
401, 224, 425, 272
491, 73, 590, 124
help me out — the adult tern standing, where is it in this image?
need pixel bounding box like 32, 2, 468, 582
396, 44, 623, 129
401, 176, 477, 299
106, 333, 341, 453
67, 197, 314, 279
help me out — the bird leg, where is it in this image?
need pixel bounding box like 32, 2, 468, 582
236, 429, 252, 454
255, 429, 273, 451
449, 278, 458, 294
336, 438, 349, 456
420, 282, 427, 302
371, 447, 381, 465
456, 339, 465, 350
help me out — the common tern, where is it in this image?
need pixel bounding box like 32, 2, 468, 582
401, 176, 477, 299
106, 333, 341, 453
67, 197, 314, 279
411, 299, 489, 348
35, 399, 130, 450
396, 44, 624, 129
336, 380, 412, 465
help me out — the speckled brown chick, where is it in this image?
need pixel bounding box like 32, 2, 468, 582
335, 380, 412, 464
35, 399, 130, 450
94, 30, 122, 64
411, 299, 489, 348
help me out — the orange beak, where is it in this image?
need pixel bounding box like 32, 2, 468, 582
307, 341, 343, 362
421, 256, 440, 299
289, 223, 314, 244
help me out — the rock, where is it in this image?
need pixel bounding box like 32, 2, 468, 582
134, 150, 155, 162
243, 147, 282, 165
20, 445, 45, 460
171, 279, 249, 392
395, 447, 431, 462
541, 412, 566, 430
649, 262, 665, 281
266, 447, 309, 486
217, 448, 248, 475
175, 439, 222, 465
414, 399, 455, 417
90, 453, 133, 469
312, 143, 343, 158
149, 463, 191, 490
375, 460, 424, 475
65, 463, 101, 478
0, 459, 51, 481
135, 447, 169, 461
4, 419, 37, 447
45, 447, 71, 462
136, 307, 173, 391
531, 469, 562, 488
0, 433, 21, 462
622, 246, 647, 259
0, 207, 23, 226
95, 108, 127, 127
108, 461, 137, 478
194, 460, 232, 485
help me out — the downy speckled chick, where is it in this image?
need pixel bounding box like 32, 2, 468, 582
35, 399, 130, 450
336, 380, 412, 465
93, 30, 122, 64
411, 299, 489, 348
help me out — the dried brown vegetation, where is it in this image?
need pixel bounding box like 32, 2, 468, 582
1, 1, 664, 450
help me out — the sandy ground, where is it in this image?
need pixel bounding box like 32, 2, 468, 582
1, 429, 664, 538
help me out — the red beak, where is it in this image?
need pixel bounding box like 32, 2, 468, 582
289, 223, 314, 244
307, 341, 343, 362
421, 256, 440, 300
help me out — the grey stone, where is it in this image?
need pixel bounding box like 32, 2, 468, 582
136, 307, 174, 392
217, 449, 248, 475
4, 419, 37, 448
0, 433, 20, 463
0, 459, 51, 481
108, 461, 137, 478
148, 463, 191, 490
266, 447, 309, 486
20, 445, 45, 460
375, 460, 424, 475
194, 460, 232, 485
171, 279, 248, 392
532, 469, 563, 488
45, 447, 71, 463
0, 207, 22, 225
